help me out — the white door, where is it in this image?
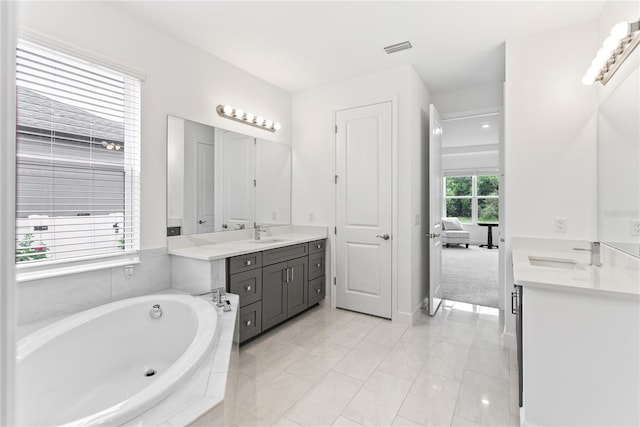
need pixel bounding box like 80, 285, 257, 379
335, 102, 392, 319
222, 131, 255, 230
428, 104, 443, 315
196, 141, 216, 233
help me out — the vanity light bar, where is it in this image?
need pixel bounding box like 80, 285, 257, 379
583, 19, 640, 86
216, 104, 281, 132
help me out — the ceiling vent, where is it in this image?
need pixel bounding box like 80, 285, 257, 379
384, 41, 412, 54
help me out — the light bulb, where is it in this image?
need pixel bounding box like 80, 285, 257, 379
586, 66, 599, 79
273, 122, 281, 131
603, 35, 619, 54
265, 119, 273, 128
255, 116, 264, 126
610, 21, 630, 41
235, 109, 244, 119
222, 105, 233, 115
591, 56, 606, 70
245, 112, 255, 122
582, 74, 595, 86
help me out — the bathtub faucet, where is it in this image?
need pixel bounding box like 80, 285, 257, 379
149, 304, 163, 319
191, 288, 226, 308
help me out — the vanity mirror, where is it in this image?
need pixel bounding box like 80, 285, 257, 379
598, 66, 640, 257
167, 115, 291, 236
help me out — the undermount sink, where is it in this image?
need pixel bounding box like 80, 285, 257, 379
252, 238, 286, 244
528, 256, 585, 270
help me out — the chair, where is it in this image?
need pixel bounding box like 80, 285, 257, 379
441, 217, 470, 248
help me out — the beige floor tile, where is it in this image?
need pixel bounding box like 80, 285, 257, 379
391, 415, 424, 426
451, 415, 483, 426
398, 371, 460, 426
465, 342, 510, 381
438, 319, 476, 347
341, 371, 412, 427
286, 371, 363, 427
422, 340, 470, 381
377, 338, 432, 381
285, 343, 350, 382
364, 320, 410, 348
454, 371, 510, 426
332, 340, 389, 381
271, 416, 303, 426
331, 415, 363, 426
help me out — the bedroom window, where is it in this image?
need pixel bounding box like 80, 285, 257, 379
445, 175, 499, 223
15, 40, 141, 274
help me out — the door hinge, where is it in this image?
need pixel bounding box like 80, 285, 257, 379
334, 226, 337, 235
334, 174, 338, 184
334, 125, 338, 134
333, 277, 336, 285
253, 179, 257, 187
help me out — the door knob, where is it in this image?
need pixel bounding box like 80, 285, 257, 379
198, 220, 207, 224
376, 234, 390, 240
428, 233, 441, 239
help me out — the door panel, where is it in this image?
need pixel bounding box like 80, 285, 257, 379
428, 104, 443, 315
262, 261, 287, 330
196, 141, 215, 233
336, 102, 392, 319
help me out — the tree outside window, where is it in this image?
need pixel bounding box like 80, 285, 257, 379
444, 175, 499, 223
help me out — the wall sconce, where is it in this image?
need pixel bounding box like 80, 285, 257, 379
216, 104, 281, 132
583, 19, 640, 86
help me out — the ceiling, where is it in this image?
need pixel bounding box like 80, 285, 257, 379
116, 1, 607, 95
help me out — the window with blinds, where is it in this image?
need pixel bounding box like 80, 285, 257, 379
15, 40, 140, 267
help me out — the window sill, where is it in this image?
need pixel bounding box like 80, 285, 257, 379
16, 252, 140, 283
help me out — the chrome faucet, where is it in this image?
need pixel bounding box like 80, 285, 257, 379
191, 288, 226, 307
254, 224, 266, 240
573, 241, 601, 266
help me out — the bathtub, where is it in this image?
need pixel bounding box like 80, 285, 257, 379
16, 294, 219, 426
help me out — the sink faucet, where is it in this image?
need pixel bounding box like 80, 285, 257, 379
573, 241, 601, 266
254, 224, 266, 240
191, 288, 226, 307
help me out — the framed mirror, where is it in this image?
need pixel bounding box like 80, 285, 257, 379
598, 66, 640, 257
167, 115, 291, 236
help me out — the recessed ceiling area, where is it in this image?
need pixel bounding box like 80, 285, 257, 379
116, 1, 607, 94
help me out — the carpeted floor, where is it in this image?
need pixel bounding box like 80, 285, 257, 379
442, 244, 499, 308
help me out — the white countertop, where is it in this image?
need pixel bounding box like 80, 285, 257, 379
167, 225, 328, 261
512, 237, 640, 298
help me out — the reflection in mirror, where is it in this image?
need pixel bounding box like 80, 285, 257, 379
598, 66, 640, 257
167, 116, 291, 236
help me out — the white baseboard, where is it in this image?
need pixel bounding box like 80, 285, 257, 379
394, 310, 413, 324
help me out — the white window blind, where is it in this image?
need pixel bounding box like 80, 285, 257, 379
15, 40, 140, 267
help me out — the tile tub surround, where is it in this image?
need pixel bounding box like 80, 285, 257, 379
17, 248, 172, 325
167, 225, 328, 261
512, 237, 640, 297
233, 300, 519, 426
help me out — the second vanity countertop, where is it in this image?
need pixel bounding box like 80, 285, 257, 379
512, 237, 640, 298
167, 225, 328, 261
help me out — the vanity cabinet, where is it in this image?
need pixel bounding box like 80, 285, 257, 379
227, 239, 326, 344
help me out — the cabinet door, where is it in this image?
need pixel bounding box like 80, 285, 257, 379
287, 256, 309, 318
262, 261, 288, 330
308, 276, 325, 306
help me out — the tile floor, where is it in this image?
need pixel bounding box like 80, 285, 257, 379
234, 300, 520, 427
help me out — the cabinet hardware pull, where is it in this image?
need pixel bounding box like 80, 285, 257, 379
511, 291, 518, 315
316, 263, 321, 268
316, 288, 321, 293
245, 320, 251, 326
316, 244, 321, 249
291, 267, 294, 281
245, 260, 252, 266
246, 286, 252, 291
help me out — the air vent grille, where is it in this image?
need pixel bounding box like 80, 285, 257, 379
384, 41, 412, 54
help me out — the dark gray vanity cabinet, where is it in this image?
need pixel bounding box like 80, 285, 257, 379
228, 239, 325, 344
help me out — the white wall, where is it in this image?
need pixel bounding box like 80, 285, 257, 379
292, 65, 431, 320
504, 20, 600, 344
431, 82, 503, 116
17, 0, 292, 251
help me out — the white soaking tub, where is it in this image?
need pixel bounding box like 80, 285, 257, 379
16, 294, 218, 426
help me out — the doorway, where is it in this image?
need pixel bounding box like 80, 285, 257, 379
334, 102, 393, 319
440, 112, 502, 309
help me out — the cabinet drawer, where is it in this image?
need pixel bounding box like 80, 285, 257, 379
228, 252, 262, 274
229, 269, 262, 307
308, 276, 325, 306
239, 301, 262, 343
309, 253, 325, 280
263, 243, 308, 266
308, 239, 326, 255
